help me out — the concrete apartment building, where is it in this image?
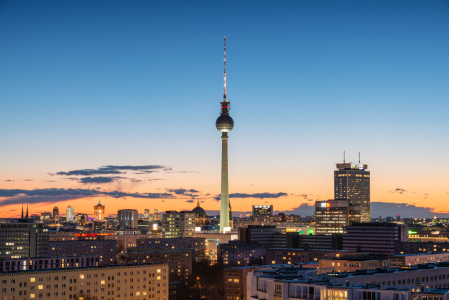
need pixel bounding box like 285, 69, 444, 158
390, 253, 449, 267
0, 255, 100, 271
265, 248, 363, 265
315, 199, 361, 235
48, 239, 117, 265
104, 234, 160, 252
122, 248, 194, 281
0, 263, 169, 300
319, 258, 390, 272
343, 222, 408, 258
0, 223, 49, 259
137, 237, 208, 260
238, 225, 287, 247
396, 242, 449, 255
161, 211, 195, 238
219, 242, 266, 266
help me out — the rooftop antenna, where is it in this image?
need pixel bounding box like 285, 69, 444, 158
358, 151, 361, 164
223, 36, 227, 101
343, 150, 346, 163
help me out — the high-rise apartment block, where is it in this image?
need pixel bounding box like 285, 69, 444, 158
118, 209, 138, 230
94, 199, 105, 221
48, 239, 117, 265
0, 223, 49, 259
66, 206, 74, 222
144, 209, 150, 219
161, 211, 195, 238
334, 161, 370, 222
52, 206, 59, 222
315, 199, 361, 235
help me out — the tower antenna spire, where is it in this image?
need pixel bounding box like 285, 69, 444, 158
223, 36, 227, 101
343, 150, 346, 163
359, 151, 361, 164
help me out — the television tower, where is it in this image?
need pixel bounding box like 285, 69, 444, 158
216, 36, 234, 233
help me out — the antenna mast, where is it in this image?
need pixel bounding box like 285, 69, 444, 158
359, 151, 361, 164
223, 36, 227, 101
344, 150, 346, 163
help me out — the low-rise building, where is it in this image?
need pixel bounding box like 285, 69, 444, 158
319, 258, 390, 272
390, 253, 449, 267
396, 242, 449, 255
265, 248, 364, 265
218, 241, 266, 266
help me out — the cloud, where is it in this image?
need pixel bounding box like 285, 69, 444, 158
79, 177, 121, 184
167, 188, 199, 195
0, 188, 175, 206
229, 192, 288, 199
284, 203, 315, 216
24, 179, 33, 182
4, 180, 14, 182
185, 200, 194, 203
53, 165, 167, 176
393, 188, 406, 194
371, 202, 449, 218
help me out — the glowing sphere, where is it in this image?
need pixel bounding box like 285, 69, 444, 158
216, 115, 234, 133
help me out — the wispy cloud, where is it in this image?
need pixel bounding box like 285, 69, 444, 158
52, 165, 167, 176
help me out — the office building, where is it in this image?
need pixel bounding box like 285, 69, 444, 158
319, 258, 390, 272
218, 241, 266, 266
0, 263, 169, 300
144, 209, 150, 220
252, 205, 273, 221
0, 223, 49, 259
161, 211, 195, 238
297, 234, 343, 250
153, 209, 161, 221
52, 207, 59, 222
40, 212, 51, 221
65, 206, 74, 222
94, 199, 105, 221
104, 234, 159, 252
48, 239, 117, 265
118, 209, 138, 230
137, 237, 207, 257
343, 222, 408, 258
390, 252, 449, 267
238, 225, 286, 248
315, 199, 361, 235
334, 158, 371, 222
0, 255, 100, 271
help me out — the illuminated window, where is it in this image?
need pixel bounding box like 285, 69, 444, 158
30, 278, 36, 282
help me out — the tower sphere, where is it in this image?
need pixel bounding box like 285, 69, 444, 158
216, 115, 234, 133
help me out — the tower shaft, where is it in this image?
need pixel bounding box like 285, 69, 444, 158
220, 133, 230, 232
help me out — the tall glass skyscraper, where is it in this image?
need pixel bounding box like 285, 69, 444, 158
66, 205, 74, 222
334, 162, 370, 222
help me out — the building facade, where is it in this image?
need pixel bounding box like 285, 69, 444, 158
343, 223, 408, 258
48, 239, 117, 265
0, 263, 169, 300
252, 205, 273, 221
0, 223, 49, 259
161, 211, 195, 238
0, 255, 100, 271
315, 199, 361, 235
335, 161, 370, 222
52, 207, 60, 222
118, 209, 139, 230
66, 206, 74, 222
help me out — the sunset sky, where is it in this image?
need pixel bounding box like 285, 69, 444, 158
1, 0, 448, 218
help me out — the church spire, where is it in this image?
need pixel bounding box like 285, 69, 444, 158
21, 204, 24, 219
25, 204, 29, 219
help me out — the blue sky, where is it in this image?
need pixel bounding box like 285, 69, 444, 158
0, 0, 448, 217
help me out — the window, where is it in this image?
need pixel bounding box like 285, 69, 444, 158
30, 278, 36, 283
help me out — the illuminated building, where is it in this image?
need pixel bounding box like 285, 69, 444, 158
118, 209, 138, 230
153, 209, 161, 221
94, 199, 105, 221
52, 206, 59, 222
343, 222, 408, 258
216, 37, 234, 233
252, 205, 273, 221
48, 239, 117, 265
161, 211, 195, 238
334, 153, 370, 222
40, 212, 51, 221
0, 223, 49, 259
144, 208, 150, 220
315, 199, 361, 235
0, 263, 169, 300
192, 200, 209, 226
65, 206, 74, 222
0, 255, 100, 271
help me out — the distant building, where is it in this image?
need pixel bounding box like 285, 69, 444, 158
297, 234, 343, 250
0, 223, 49, 259
335, 159, 370, 222
144, 209, 150, 220
153, 209, 162, 221
238, 225, 286, 248
395, 241, 449, 255
162, 211, 195, 238
390, 252, 449, 267
319, 258, 390, 272
343, 222, 408, 258
75, 213, 88, 225
315, 199, 361, 235
40, 212, 51, 221
137, 237, 207, 260
94, 199, 105, 221
252, 205, 273, 221
66, 205, 74, 222
52, 206, 59, 222
218, 241, 266, 266
118, 209, 139, 230
192, 200, 209, 226
265, 248, 364, 265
